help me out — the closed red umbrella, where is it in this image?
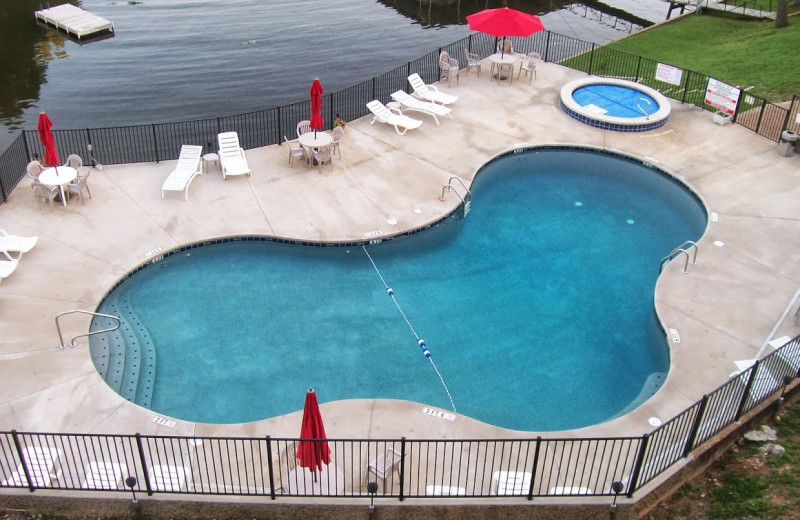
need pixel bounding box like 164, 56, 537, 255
466, 7, 545, 57
37, 111, 60, 166
309, 78, 324, 138
297, 387, 330, 481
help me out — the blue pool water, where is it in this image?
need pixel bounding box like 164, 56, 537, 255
573, 84, 659, 118
90, 148, 706, 431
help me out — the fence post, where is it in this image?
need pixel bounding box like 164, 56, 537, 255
10, 430, 34, 492
134, 433, 152, 495
150, 124, 159, 163
778, 94, 797, 134
682, 394, 709, 457
526, 436, 541, 501
588, 43, 596, 75
372, 77, 376, 102
635, 55, 642, 83
680, 70, 692, 104
626, 433, 649, 497
398, 437, 406, 501
265, 436, 277, 500
735, 360, 760, 420
544, 31, 551, 63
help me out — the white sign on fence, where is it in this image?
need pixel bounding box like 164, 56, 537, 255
655, 63, 683, 86
705, 78, 740, 115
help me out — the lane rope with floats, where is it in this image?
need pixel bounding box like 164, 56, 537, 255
362, 245, 457, 413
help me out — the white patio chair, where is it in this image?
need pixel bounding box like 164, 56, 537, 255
364, 447, 403, 493
296, 120, 312, 138
311, 144, 335, 173
31, 182, 59, 211
283, 136, 307, 168
161, 145, 202, 200
67, 170, 93, 204
330, 126, 344, 158
366, 100, 423, 135
217, 132, 251, 180
390, 90, 452, 125
63, 153, 84, 172
0, 447, 62, 488
438, 51, 460, 87
407, 74, 458, 105
26, 160, 44, 182
81, 461, 128, 490
0, 229, 38, 260
518, 52, 540, 83
464, 48, 481, 76
491, 470, 531, 495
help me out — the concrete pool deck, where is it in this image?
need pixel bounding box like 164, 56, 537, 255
0, 60, 798, 476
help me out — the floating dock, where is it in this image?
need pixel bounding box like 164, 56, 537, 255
34, 4, 114, 41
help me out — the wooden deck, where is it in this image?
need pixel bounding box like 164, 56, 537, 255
34, 4, 114, 41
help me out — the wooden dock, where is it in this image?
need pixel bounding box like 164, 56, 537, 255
34, 4, 114, 41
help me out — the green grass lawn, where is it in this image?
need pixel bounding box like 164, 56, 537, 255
607, 12, 800, 102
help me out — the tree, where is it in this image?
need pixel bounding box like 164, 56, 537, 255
776, 0, 788, 28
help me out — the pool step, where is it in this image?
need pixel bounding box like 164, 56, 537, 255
87, 292, 157, 408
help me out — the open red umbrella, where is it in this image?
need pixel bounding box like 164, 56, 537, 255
297, 387, 330, 481
466, 7, 545, 57
37, 111, 60, 166
309, 78, 324, 138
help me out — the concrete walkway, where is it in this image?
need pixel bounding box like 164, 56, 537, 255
0, 61, 798, 451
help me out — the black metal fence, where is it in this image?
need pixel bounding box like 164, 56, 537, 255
2, 335, 797, 499
1, 29, 798, 205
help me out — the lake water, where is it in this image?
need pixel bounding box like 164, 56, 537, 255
0, 0, 672, 151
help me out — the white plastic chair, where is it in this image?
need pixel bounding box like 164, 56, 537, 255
311, 145, 335, 173
518, 52, 540, 83
330, 126, 344, 159
31, 182, 59, 211
438, 51, 460, 87
296, 120, 312, 138
67, 170, 92, 204
26, 160, 44, 181
464, 48, 481, 77
283, 136, 307, 168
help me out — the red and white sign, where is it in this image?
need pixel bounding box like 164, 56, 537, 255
656, 63, 683, 86
705, 78, 740, 115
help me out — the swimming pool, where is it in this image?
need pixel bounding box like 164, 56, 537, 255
560, 78, 671, 132
89, 147, 707, 431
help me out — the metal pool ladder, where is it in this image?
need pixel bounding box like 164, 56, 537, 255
660, 241, 699, 274
440, 176, 472, 218
56, 309, 121, 349
637, 97, 653, 120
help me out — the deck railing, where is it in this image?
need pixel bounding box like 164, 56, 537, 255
1, 28, 798, 205
2, 335, 797, 499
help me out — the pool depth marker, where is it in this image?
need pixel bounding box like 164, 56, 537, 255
362, 246, 457, 413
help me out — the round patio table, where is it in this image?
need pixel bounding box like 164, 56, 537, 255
38, 166, 77, 206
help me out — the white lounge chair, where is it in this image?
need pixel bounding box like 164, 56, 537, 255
390, 90, 452, 125
217, 132, 251, 180
0, 229, 38, 260
0, 253, 19, 282
491, 470, 531, 495
81, 461, 127, 489
426, 484, 466, 495
1, 447, 61, 487
148, 464, 190, 492
407, 74, 458, 106
161, 145, 203, 200
366, 100, 423, 135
